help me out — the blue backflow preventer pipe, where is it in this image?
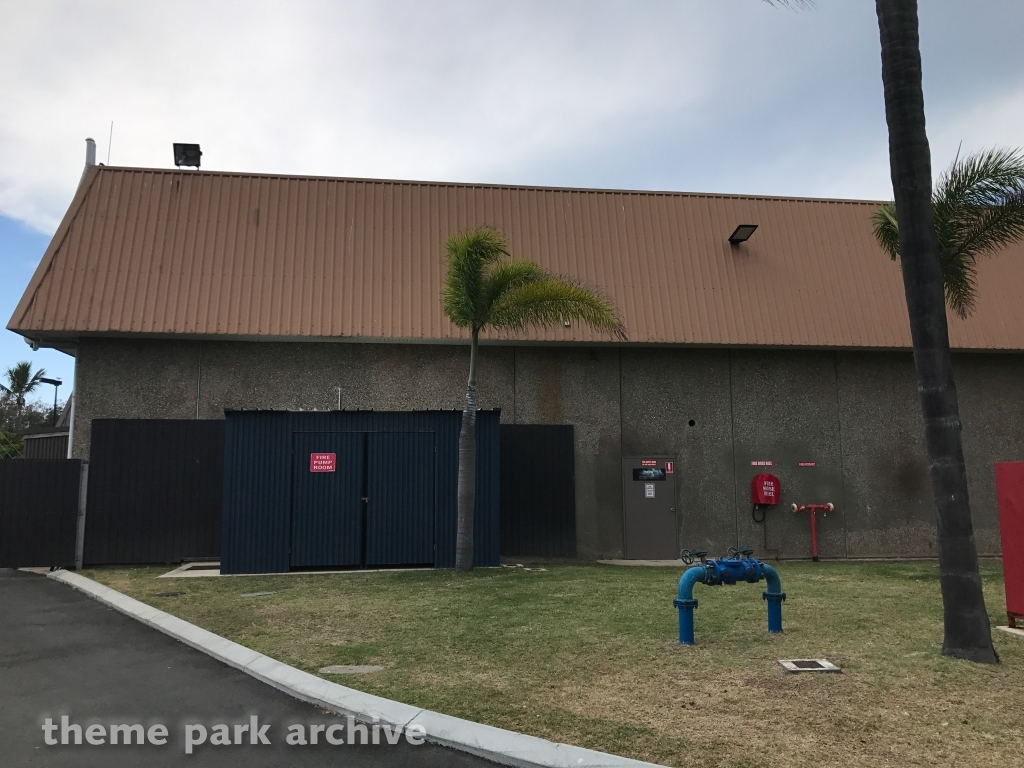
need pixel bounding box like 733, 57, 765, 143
673, 547, 786, 644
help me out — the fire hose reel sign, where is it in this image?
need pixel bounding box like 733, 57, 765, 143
310, 453, 336, 472
644, 483, 655, 498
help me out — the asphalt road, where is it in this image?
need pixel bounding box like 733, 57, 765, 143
0, 568, 497, 767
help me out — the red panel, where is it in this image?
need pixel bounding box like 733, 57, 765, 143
995, 462, 1024, 620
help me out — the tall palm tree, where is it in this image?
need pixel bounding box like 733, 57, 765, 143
1, 361, 46, 433
873, 147, 1024, 318
875, 0, 997, 663
442, 227, 625, 570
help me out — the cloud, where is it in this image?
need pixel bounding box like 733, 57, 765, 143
2, 0, 1024, 233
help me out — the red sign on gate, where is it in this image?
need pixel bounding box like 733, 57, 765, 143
665, 461, 675, 474
310, 453, 336, 472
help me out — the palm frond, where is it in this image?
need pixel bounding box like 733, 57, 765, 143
441, 227, 510, 329
873, 146, 1024, 319
488, 277, 626, 340
482, 259, 549, 308
872, 203, 900, 261
940, 247, 979, 318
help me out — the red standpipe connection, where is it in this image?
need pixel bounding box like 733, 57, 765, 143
791, 503, 834, 561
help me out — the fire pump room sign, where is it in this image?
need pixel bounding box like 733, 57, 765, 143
310, 453, 337, 472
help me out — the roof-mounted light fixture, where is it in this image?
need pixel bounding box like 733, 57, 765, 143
728, 223, 758, 244
173, 143, 202, 169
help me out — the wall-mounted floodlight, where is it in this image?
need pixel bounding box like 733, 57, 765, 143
173, 143, 202, 168
728, 224, 758, 244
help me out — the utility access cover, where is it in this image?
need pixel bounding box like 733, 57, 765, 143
778, 658, 841, 673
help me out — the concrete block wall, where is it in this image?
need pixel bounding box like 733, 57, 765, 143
72, 337, 1023, 559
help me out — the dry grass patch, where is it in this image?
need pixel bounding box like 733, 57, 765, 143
82, 561, 1021, 768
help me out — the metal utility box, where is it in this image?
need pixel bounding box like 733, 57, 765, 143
622, 456, 677, 559
995, 462, 1024, 627
221, 410, 500, 574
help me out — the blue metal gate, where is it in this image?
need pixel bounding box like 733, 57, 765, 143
366, 432, 435, 566
221, 410, 499, 574
290, 432, 364, 567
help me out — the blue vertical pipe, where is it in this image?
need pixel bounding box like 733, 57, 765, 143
761, 563, 786, 633
673, 566, 708, 644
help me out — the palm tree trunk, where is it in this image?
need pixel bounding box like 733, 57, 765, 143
876, 0, 997, 663
455, 327, 480, 571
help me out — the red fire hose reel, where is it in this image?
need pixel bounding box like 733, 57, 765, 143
791, 503, 834, 562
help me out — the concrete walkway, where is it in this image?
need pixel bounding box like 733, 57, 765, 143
0, 568, 495, 767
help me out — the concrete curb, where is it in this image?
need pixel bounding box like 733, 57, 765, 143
47, 570, 666, 768
996, 625, 1024, 640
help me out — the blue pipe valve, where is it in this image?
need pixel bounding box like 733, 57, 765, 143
673, 548, 786, 644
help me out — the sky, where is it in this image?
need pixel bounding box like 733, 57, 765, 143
3, 0, 1024, 396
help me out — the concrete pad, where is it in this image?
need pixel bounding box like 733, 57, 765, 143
321, 664, 385, 674
997, 625, 1024, 640
159, 563, 434, 578
158, 562, 222, 577
598, 559, 685, 567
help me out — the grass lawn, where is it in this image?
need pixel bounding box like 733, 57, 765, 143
81, 561, 1021, 768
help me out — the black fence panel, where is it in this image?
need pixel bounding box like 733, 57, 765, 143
222, 412, 292, 574
222, 410, 500, 574
0, 459, 81, 568
23, 433, 69, 460
500, 425, 576, 558
473, 413, 501, 565
85, 420, 224, 564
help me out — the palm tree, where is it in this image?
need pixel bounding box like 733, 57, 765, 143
873, 147, 1024, 318
874, 0, 997, 663
0, 361, 46, 433
442, 227, 625, 570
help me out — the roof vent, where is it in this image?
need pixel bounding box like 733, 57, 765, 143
728, 223, 758, 244
173, 143, 202, 169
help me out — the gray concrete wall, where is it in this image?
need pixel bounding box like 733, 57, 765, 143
73, 338, 1021, 559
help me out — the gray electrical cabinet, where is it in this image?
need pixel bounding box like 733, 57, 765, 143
622, 456, 677, 559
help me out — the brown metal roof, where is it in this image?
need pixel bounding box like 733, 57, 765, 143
10, 165, 1024, 350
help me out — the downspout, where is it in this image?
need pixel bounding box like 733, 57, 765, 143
195, 340, 202, 418
68, 137, 95, 454
65, 391, 76, 459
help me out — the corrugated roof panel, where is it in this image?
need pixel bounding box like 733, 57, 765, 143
11, 165, 1024, 350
